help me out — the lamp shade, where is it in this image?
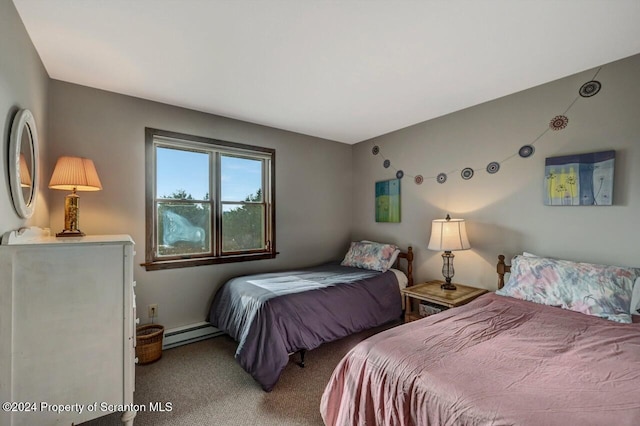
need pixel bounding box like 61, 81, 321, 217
427, 216, 471, 251
19, 153, 32, 187
49, 156, 102, 191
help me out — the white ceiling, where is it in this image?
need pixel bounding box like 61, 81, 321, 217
13, 0, 640, 144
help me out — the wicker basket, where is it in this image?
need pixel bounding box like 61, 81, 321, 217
135, 324, 164, 365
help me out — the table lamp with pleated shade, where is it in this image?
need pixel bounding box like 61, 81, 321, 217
49, 156, 102, 237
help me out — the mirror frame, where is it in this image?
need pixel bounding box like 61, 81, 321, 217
9, 109, 39, 218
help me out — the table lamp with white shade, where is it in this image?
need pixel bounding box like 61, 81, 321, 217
427, 214, 471, 290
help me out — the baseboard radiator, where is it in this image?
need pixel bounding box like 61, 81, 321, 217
162, 321, 223, 350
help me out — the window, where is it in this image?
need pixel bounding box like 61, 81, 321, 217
144, 128, 276, 270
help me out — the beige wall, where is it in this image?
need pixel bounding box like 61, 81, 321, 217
351, 54, 640, 291
0, 0, 49, 233
3, 1, 640, 329
47, 81, 353, 328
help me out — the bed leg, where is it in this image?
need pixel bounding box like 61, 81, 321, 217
297, 349, 306, 368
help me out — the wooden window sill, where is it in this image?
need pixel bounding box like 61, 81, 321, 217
142, 252, 278, 271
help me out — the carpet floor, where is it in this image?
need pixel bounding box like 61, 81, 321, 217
82, 321, 398, 426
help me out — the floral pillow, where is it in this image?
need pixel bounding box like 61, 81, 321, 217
341, 241, 400, 272
496, 255, 640, 323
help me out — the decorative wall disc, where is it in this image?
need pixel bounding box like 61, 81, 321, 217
486, 162, 500, 174
549, 115, 569, 131
369, 66, 602, 187
518, 145, 535, 158
579, 80, 601, 98
461, 167, 474, 180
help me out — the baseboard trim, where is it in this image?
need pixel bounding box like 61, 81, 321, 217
162, 321, 223, 350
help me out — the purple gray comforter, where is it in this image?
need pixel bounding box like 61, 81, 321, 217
321, 293, 640, 425
208, 263, 402, 391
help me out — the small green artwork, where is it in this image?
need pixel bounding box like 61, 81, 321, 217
375, 179, 401, 222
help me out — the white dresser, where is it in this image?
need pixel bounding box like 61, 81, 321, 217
0, 229, 137, 425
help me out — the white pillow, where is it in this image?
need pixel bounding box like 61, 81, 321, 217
631, 277, 640, 315
388, 268, 408, 290
388, 248, 401, 268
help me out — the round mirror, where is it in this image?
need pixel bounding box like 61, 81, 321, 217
9, 109, 39, 218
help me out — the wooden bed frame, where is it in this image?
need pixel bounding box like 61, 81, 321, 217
497, 254, 511, 290
397, 246, 414, 287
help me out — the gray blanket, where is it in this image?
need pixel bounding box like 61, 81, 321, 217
208, 263, 401, 391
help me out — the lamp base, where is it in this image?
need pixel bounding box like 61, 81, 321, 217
440, 251, 457, 290
56, 229, 85, 238
440, 281, 457, 291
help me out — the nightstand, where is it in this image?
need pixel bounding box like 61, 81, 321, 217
402, 280, 488, 322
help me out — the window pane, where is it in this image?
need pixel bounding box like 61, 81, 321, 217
157, 202, 211, 256
157, 147, 210, 200
222, 204, 265, 252
221, 155, 262, 202
146, 128, 276, 270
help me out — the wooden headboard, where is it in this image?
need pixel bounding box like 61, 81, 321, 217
397, 246, 414, 287
497, 254, 511, 289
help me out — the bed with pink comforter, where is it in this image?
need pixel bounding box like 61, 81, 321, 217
321, 293, 640, 425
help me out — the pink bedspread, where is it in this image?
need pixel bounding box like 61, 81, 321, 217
321, 293, 640, 426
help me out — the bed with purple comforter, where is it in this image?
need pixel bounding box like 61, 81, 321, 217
321, 292, 640, 425
322, 253, 640, 425
208, 263, 403, 391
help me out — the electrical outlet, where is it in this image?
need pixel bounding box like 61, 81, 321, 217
148, 304, 158, 319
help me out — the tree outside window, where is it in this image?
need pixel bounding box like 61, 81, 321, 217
144, 128, 276, 271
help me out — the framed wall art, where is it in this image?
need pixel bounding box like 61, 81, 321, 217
375, 179, 401, 222
544, 150, 615, 206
